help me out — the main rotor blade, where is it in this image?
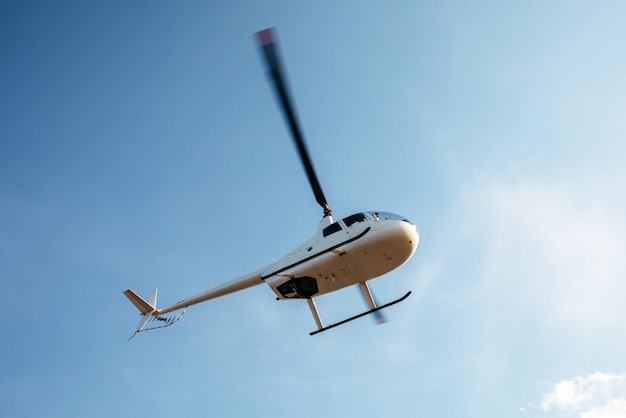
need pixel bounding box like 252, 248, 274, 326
256, 28, 332, 217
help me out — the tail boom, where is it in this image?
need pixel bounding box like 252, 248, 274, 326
156, 266, 268, 315
123, 266, 269, 339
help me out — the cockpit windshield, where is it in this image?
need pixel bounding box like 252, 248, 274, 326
367, 211, 412, 224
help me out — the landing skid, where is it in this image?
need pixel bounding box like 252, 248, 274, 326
309, 291, 411, 336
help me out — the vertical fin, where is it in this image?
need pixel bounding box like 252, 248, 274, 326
124, 288, 157, 339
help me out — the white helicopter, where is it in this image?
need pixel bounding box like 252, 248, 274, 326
124, 28, 419, 338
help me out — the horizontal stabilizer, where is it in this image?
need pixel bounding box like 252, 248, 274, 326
123, 288, 156, 315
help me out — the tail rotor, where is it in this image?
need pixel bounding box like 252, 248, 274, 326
123, 288, 186, 340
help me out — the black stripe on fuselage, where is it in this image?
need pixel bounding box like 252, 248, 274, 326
261, 227, 371, 281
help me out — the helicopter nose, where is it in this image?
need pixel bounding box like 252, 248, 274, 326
401, 221, 419, 259
384, 219, 419, 265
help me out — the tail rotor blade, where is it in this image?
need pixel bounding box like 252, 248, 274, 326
256, 28, 332, 217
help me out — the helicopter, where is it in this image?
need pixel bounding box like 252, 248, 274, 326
124, 28, 419, 339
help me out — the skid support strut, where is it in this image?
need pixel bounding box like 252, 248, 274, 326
360, 282, 387, 324
307, 298, 324, 331
309, 290, 412, 336
359, 282, 377, 310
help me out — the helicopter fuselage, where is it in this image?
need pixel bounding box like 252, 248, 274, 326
152, 211, 418, 318
264, 211, 419, 299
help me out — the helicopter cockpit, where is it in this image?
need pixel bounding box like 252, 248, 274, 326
322, 211, 413, 238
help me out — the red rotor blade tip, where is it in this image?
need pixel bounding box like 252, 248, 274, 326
257, 28, 275, 46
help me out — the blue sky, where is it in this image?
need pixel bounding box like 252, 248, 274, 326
2, 1, 626, 417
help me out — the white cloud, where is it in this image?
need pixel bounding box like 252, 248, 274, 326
463, 176, 626, 330
581, 399, 626, 418
539, 372, 626, 417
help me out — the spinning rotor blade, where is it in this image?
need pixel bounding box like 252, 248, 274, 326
256, 28, 332, 217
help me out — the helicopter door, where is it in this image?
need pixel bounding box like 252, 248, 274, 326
341, 213, 371, 271
342, 213, 369, 239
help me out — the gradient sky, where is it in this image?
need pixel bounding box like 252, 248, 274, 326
2, 1, 626, 417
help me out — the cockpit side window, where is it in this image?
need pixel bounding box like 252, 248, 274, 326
322, 222, 342, 237
342, 212, 366, 227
